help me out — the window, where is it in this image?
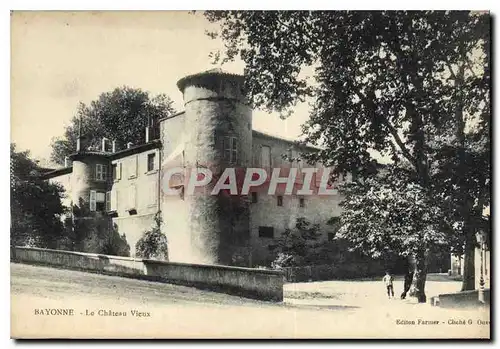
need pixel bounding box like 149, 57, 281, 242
223, 136, 238, 163
112, 163, 122, 180
277, 195, 283, 207
89, 190, 96, 211
261, 145, 271, 168
106, 191, 118, 212
106, 191, 111, 212
128, 156, 138, 179
299, 197, 305, 208
95, 164, 107, 181
147, 153, 156, 172
251, 192, 258, 203
327, 233, 335, 241
258, 226, 274, 238
96, 192, 106, 211
90, 190, 106, 212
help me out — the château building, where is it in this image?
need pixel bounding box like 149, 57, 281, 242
42, 69, 343, 267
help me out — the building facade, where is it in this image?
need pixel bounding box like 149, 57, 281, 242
43, 69, 342, 267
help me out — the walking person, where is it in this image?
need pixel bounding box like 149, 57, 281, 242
400, 269, 413, 300
383, 271, 395, 299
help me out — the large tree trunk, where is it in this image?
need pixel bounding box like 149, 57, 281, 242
461, 230, 476, 291
400, 256, 414, 299
408, 249, 428, 303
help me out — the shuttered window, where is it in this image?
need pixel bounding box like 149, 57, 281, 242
95, 164, 107, 181
147, 153, 156, 172
112, 163, 122, 180
106, 191, 111, 212
112, 190, 118, 211
223, 136, 238, 163
128, 156, 138, 179
89, 190, 96, 211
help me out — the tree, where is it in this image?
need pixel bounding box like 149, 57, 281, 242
51, 87, 176, 165
135, 212, 168, 260
10, 144, 67, 248
205, 11, 490, 300
65, 198, 130, 256
338, 165, 449, 302
269, 217, 323, 268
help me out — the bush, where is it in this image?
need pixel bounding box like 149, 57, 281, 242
135, 212, 168, 260
65, 199, 130, 257
269, 218, 323, 268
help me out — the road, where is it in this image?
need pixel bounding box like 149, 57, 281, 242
11, 263, 490, 339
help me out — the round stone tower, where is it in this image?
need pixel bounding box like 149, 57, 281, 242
68, 153, 109, 212
177, 69, 252, 266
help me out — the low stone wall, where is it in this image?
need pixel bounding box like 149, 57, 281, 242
438, 289, 490, 308
11, 246, 284, 302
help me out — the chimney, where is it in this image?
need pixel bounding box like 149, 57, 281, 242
64, 157, 69, 168
76, 138, 81, 152
102, 138, 109, 152
127, 142, 133, 149
145, 126, 150, 143
112, 140, 117, 153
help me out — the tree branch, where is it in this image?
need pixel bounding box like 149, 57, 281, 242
446, 62, 458, 81
352, 85, 419, 169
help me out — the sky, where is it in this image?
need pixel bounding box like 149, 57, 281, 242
10, 11, 311, 165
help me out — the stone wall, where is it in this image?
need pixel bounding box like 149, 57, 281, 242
249, 132, 344, 267
11, 246, 284, 302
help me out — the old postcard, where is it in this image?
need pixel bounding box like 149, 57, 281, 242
10, 10, 491, 339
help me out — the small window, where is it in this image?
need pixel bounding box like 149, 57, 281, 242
111, 164, 119, 181
147, 153, 156, 172
251, 192, 258, 203
95, 164, 107, 181
128, 156, 138, 179
277, 196, 283, 207
90, 190, 106, 211
89, 190, 96, 211
299, 197, 305, 208
223, 136, 238, 163
96, 191, 106, 212
259, 226, 274, 238
106, 191, 111, 212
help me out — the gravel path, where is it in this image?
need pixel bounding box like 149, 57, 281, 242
11, 263, 490, 339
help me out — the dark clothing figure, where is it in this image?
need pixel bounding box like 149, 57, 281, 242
400, 270, 414, 299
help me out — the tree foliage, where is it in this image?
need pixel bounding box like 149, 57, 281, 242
338, 166, 449, 258
205, 10, 490, 297
135, 212, 168, 260
51, 87, 176, 165
10, 144, 67, 248
62, 198, 130, 256
269, 217, 323, 268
